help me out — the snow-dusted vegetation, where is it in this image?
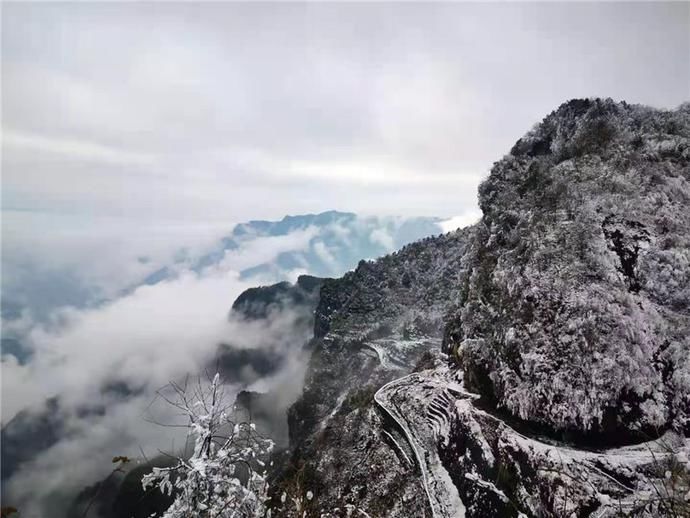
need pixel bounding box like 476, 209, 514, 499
142, 374, 274, 518
451, 99, 690, 440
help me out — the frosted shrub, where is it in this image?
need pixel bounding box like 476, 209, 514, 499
143, 373, 274, 518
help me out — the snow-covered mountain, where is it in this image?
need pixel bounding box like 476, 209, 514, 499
275, 99, 690, 517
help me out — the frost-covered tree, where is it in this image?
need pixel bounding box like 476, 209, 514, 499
143, 373, 274, 518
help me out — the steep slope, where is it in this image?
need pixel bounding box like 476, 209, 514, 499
280, 99, 690, 517
223, 275, 327, 448
279, 228, 475, 515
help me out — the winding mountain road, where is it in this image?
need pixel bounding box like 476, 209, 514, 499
374, 372, 470, 518
375, 367, 690, 518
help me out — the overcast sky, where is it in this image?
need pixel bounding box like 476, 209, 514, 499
4, 2, 688, 228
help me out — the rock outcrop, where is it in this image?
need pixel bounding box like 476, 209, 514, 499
447, 98, 690, 442
231, 275, 324, 321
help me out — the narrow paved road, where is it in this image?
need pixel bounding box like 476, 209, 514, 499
375, 372, 469, 518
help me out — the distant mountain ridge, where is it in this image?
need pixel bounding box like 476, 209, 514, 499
1, 210, 446, 349
136, 210, 446, 288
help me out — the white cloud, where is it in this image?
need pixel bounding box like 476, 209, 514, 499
2, 221, 331, 423
218, 226, 319, 273
5, 270, 246, 419
369, 228, 395, 251
1, 356, 45, 424
2, 260, 315, 516
3, 130, 156, 166
312, 241, 338, 271
440, 210, 482, 233
4, 3, 686, 222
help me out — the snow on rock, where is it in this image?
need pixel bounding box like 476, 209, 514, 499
445, 98, 690, 441
440, 372, 690, 517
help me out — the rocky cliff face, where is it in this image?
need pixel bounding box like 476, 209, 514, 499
450, 98, 690, 442
277, 99, 690, 517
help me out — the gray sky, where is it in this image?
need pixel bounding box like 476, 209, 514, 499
3, 2, 688, 226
